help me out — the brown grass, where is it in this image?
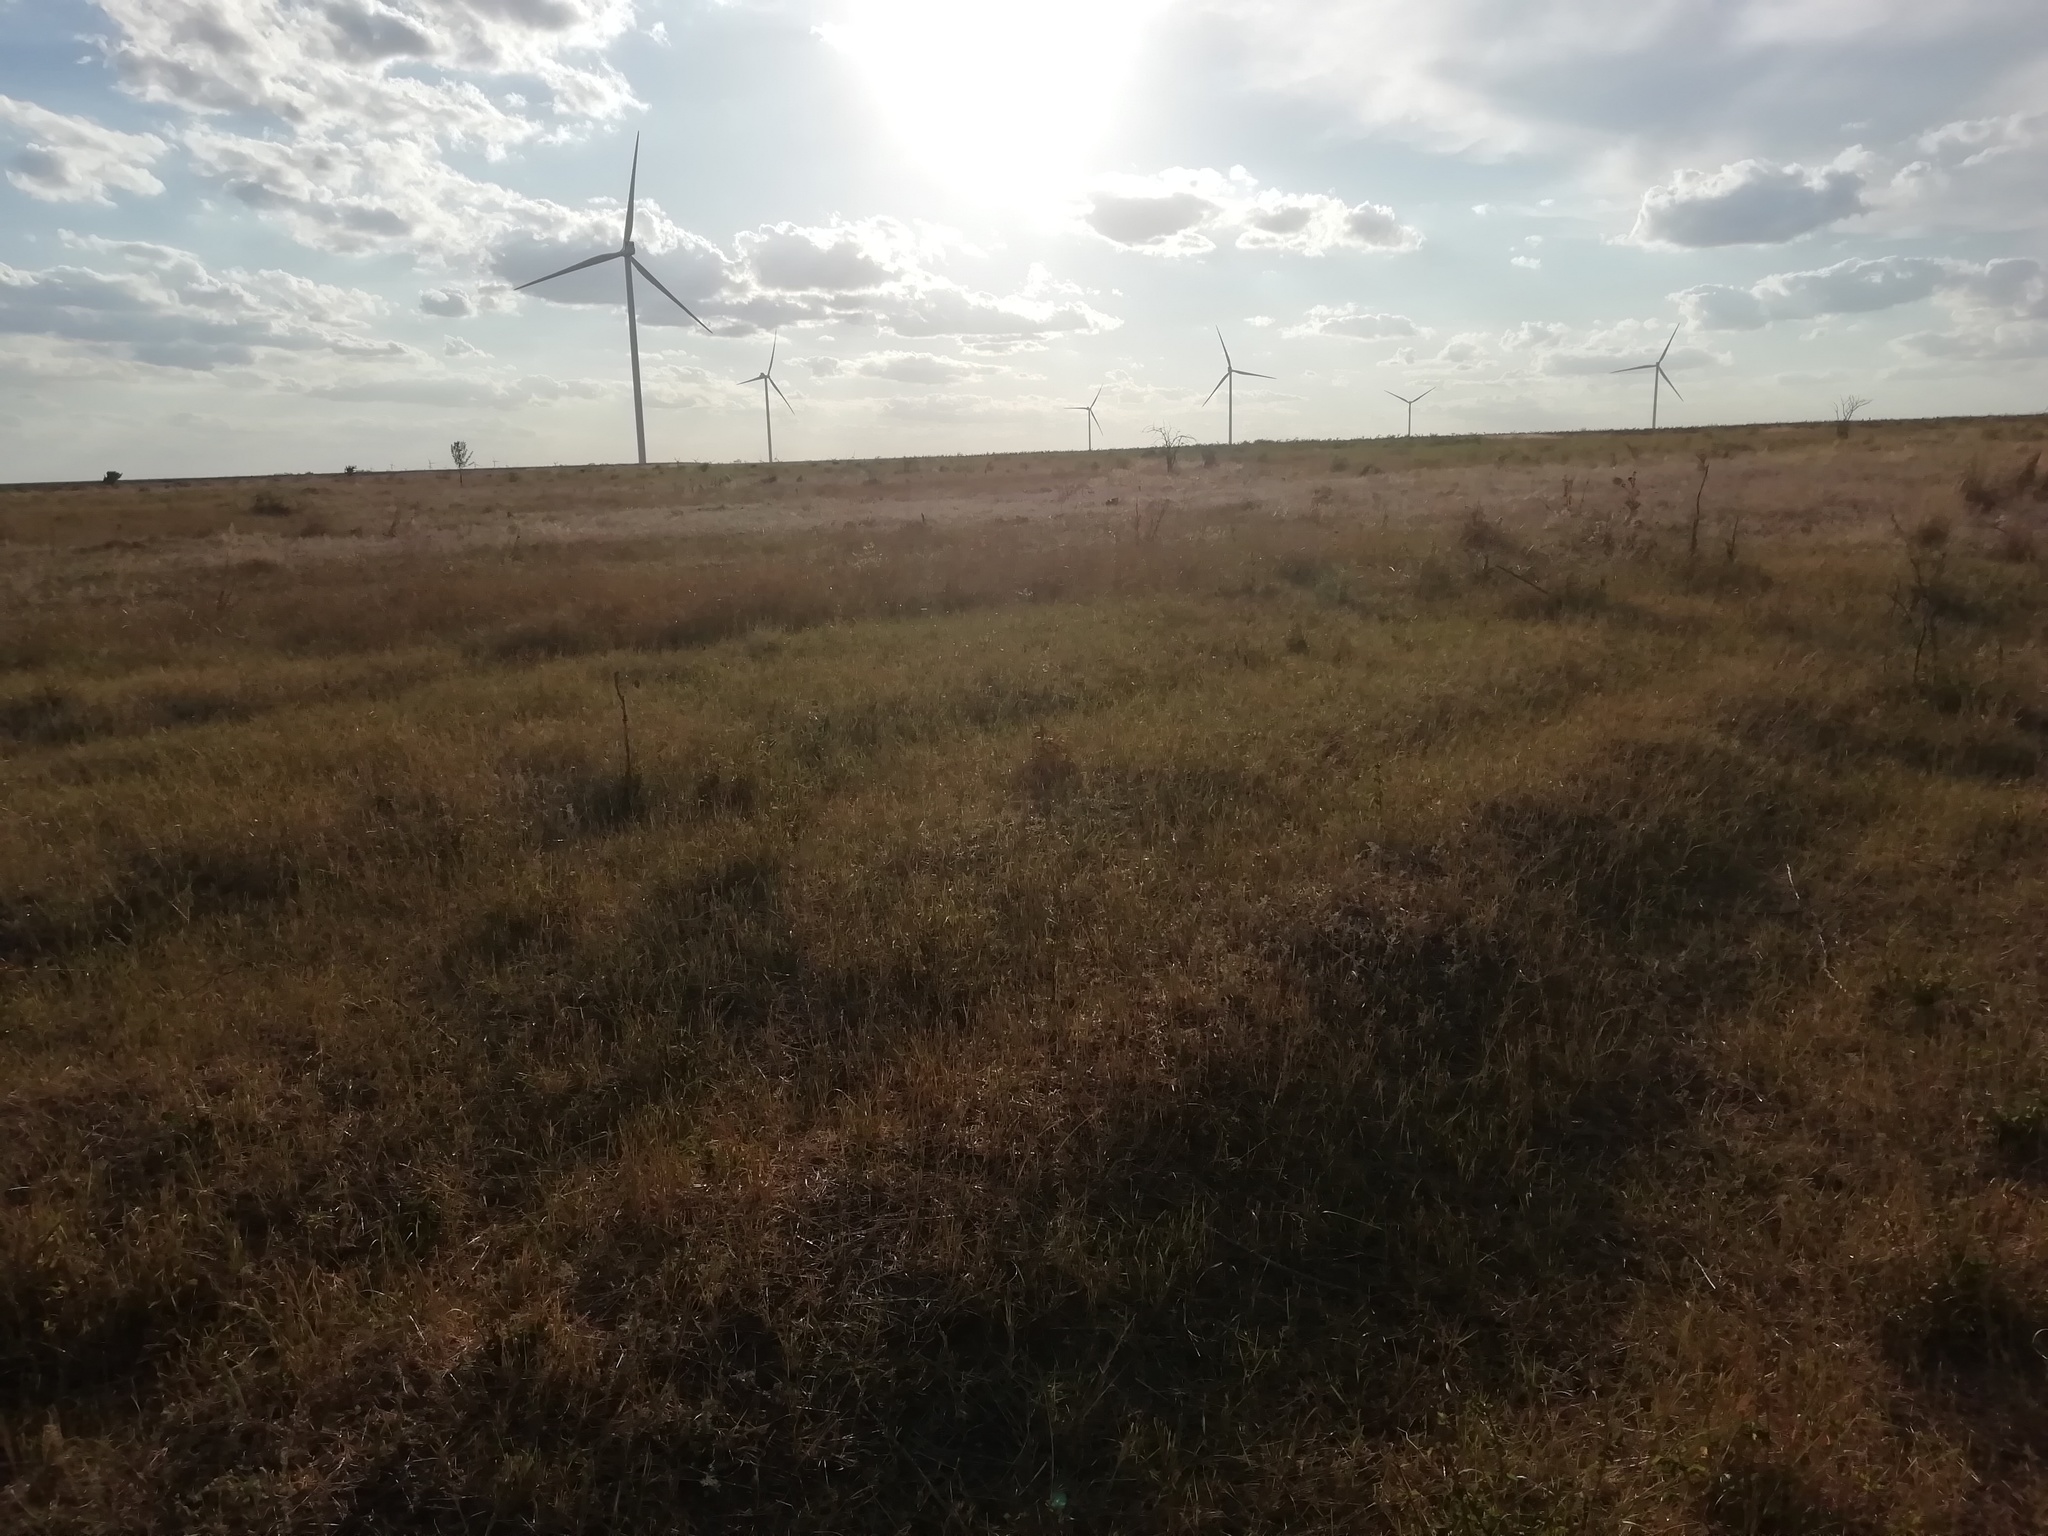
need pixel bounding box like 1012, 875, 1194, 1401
4, 419, 2048, 1532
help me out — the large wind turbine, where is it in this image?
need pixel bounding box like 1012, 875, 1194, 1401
1387, 386, 1434, 438
1202, 329, 1273, 447
516, 134, 712, 465
1613, 325, 1683, 431
740, 336, 793, 463
1067, 387, 1106, 451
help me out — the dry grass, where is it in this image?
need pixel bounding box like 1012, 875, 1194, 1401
4, 418, 2048, 1532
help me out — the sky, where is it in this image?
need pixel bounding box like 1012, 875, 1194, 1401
1, 0, 2045, 478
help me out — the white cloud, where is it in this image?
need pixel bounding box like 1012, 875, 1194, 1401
0, 235, 399, 371
1677, 254, 2046, 332
0, 96, 167, 203
73, 1, 643, 270
97, 0, 640, 136
1628, 157, 1867, 247
831, 350, 1006, 385
1284, 304, 1424, 341
1879, 111, 2048, 233
420, 287, 474, 317
1079, 167, 1420, 257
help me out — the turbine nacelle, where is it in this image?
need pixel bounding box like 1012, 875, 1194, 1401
741, 336, 792, 463
1613, 324, 1684, 428
514, 133, 712, 465
1204, 328, 1272, 445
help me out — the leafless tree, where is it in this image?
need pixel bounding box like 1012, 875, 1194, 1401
1833, 396, 1872, 439
1149, 426, 1195, 472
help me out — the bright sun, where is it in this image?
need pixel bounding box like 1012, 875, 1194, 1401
820, 0, 1162, 209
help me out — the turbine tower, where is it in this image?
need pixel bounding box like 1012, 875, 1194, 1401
1387, 386, 1434, 438
515, 134, 712, 466
1613, 325, 1683, 431
1067, 387, 1106, 452
740, 336, 793, 464
1202, 329, 1273, 447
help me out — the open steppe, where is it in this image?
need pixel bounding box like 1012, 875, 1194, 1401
5, 418, 2048, 1532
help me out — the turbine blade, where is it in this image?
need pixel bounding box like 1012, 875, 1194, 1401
515, 249, 622, 290
1658, 322, 1679, 363
1216, 326, 1232, 367
1090, 386, 1102, 407
629, 256, 714, 334
1387, 391, 1408, 403
1613, 363, 1655, 375
624, 134, 640, 246
1237, 369, 1274, 380
1202, 372, 1229, 407
770, 376, 794, 411
740, 373, 767, 383
768, 334, 778, 373
1088, 409, 1103, 435
1415, 387, 1435, 401
1658, 367, 1683, 402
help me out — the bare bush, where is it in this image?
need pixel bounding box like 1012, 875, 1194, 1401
1150, 426, 1195, 472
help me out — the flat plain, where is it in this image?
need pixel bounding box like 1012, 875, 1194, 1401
5, 417, 2048, 1533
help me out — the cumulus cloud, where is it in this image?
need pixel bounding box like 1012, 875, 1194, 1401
1391, 318, 1722, 381
1677, 255, 2046, 332
505, 214, 1120, 344
0, 96, 168, 203
1284, 304, 1424, 341
831, 351, 1006, 385
1629, 157, 1867, 247
1079, 167, 1421, 257
1880, 111, 2048, 233
0, 235, 399, 371
97, 0, 639, 139
69, 1, 642, 268
420, 287, 474, 317
1497, 318, 1718, 376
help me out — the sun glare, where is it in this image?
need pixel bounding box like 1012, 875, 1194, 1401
820, 0, 1161, 209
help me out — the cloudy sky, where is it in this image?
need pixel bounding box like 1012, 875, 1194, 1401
2, 0, 2045, 477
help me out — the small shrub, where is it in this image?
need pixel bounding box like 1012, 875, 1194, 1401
250, 491, 295, 518
102, 470, 122, 485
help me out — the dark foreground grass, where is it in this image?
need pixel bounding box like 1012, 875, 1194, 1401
4, 447, 2048, 1532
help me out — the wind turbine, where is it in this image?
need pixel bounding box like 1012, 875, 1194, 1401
740, 336, 793, 463
1387, 386, 1434, 438
1067, 387, 1106, 451
1613, 325, 1683, 431
515, 134, 712, 466
1202, 329, 1273, 447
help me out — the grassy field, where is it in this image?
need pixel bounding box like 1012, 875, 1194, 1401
4, 418, 2048, 1532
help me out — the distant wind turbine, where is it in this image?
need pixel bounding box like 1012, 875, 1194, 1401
740, 336, 793, 463
1202, 329, 1273, 447
515, 134, 712, 466
1387, 386, 1434, 438
1067, 387, 1106, 451
1613, 325, 1683, 430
